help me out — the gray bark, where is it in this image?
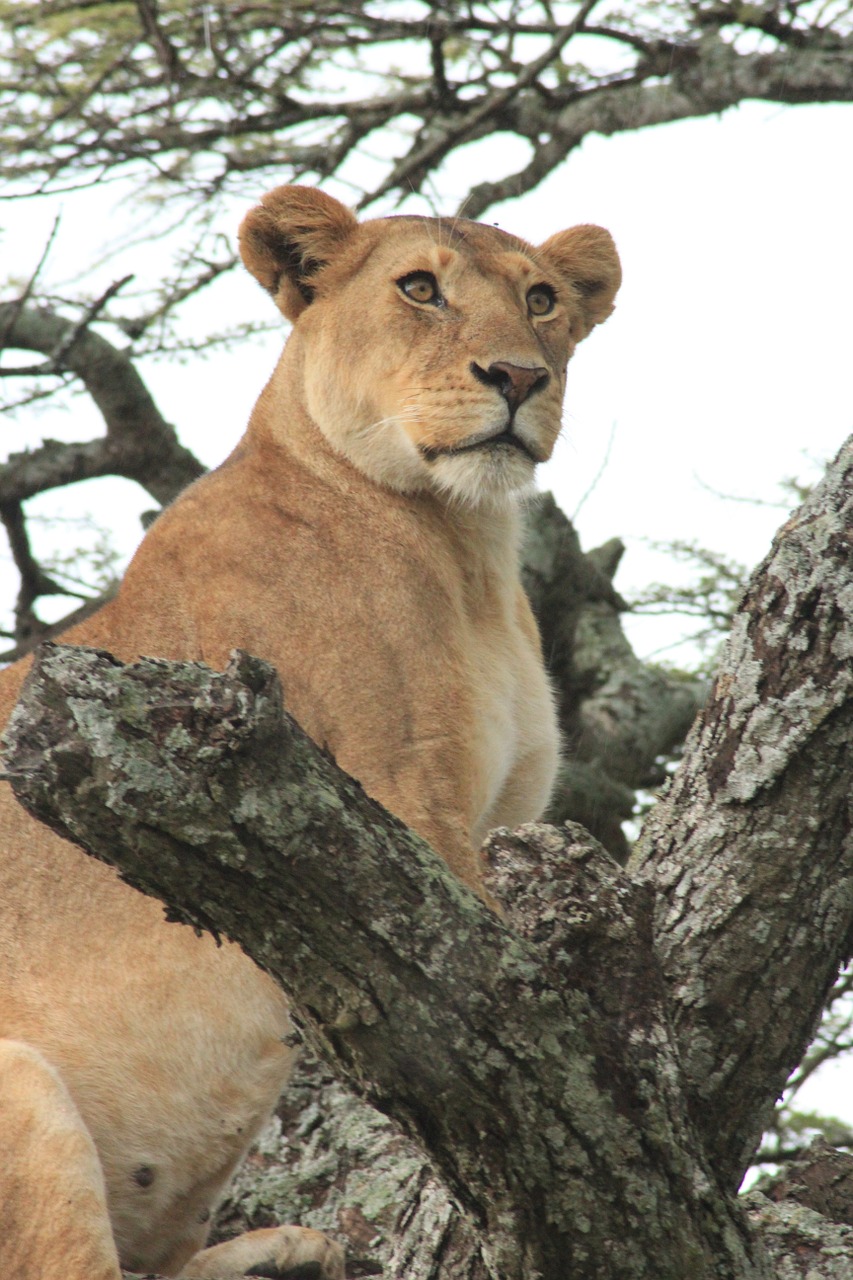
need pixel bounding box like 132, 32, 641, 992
743, 1191, 853, 1280
5, 435, 853, 1273
6, 437, 850, 1269
3, 430, 852, 1271
630, 436, 853, 1189
218, 1050, 488, 1280
759, 1138, 853, 1226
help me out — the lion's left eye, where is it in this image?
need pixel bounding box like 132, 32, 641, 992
527, 284, 556, 317
398, 272, 442, 306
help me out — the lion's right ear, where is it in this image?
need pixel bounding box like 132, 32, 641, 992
238, 186, 359, 321
538, 224, 622, 340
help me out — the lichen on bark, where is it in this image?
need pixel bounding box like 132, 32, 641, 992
631, 436, 853, 1188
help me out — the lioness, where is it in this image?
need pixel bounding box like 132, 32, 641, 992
0, 186, 620, 1278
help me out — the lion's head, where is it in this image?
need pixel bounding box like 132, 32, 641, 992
240, 186, 621, 506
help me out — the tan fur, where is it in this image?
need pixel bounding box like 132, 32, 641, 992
0, 187, 620, 1277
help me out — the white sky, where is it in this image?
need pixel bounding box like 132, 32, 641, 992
3, 96, 853, 1144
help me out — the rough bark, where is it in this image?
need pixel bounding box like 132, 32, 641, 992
742, 1190, 853, 1280
630, 435, 853, 1189
218, 1050, 487, 1279
3, 645, 765, 1280
761, 1138, 853, 1227
118, 1123, 853, 1280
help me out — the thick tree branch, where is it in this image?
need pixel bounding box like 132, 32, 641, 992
3, 645, 765, 1280
3, 442, 852, 1271
631, 434, 853, 1188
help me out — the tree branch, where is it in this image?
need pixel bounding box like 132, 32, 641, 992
2, 645, 765, 1280
0, 499, 85, 650
462, 34, 853, 217
631, 434, 853, 1188
0, 302, 204, 507
4, 7, 850, 232
5, 438, 853, 1268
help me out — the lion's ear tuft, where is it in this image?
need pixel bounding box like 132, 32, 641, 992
239, 186, 359, 321
538, 225, 622, 339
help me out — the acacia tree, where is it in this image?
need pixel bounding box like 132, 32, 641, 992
3, 2, 853, 1274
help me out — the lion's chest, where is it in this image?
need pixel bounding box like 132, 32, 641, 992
463, 594, 560, 845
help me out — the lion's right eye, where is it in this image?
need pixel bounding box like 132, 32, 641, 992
398, 272, 442, 306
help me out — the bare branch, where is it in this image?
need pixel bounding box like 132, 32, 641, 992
0, 500, 80, 650
3, 4, 850, 236
362, 0, 602, 208
463, 34, 853, 216
0, 586, 117, 665
134, 0, 187, 84
0, 302, 204, 507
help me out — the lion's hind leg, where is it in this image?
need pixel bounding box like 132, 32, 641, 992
0, 1037, 121, 1280
177, 1225, 345, 1279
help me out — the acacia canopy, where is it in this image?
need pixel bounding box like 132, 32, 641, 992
2, 0, 852, 317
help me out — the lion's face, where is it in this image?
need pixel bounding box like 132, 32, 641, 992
240, 188, 621, 506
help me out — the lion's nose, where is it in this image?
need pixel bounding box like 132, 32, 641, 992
471, 361, 550, 415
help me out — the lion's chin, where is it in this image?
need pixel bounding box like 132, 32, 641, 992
426, 448, 538, 508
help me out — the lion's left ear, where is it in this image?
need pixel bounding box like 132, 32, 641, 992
239, 185, 359, 321
538, 225, 622, 339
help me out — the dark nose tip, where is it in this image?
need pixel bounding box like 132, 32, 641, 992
471, 361, 550, 415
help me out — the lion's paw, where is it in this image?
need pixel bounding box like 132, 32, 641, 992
177, 1224, 345, 1280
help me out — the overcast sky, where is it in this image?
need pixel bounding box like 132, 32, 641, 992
3, 95, 853, 1138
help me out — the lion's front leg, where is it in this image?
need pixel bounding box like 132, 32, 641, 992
0, 1038, 122, 1280
176, 1225, 345, 1279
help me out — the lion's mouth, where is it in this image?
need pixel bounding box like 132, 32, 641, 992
420, 428, 540, 464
